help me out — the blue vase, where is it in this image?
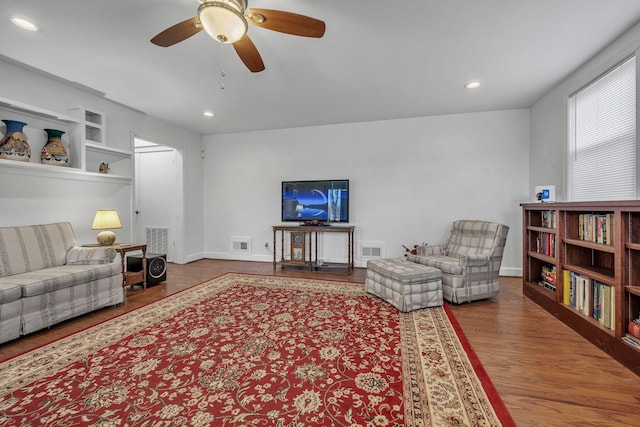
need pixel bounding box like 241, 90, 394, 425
41, 129, 69, 167
0, 120, 31, 162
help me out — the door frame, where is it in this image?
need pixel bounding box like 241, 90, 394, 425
132, 134, 185, 264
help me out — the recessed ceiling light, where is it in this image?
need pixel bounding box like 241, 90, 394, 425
203, 111, 214, 117
464, 81, 481, 89
11, 17, 39, 32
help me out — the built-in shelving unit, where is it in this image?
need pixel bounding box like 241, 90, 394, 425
0, 98, 132, 182
522, 201, 640, 376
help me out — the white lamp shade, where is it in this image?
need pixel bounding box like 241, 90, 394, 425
198, 1, 247, 44
91, 210, 122, 230
92, 210, 122, 246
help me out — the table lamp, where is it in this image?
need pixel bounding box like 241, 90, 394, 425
91, 209, 122, 246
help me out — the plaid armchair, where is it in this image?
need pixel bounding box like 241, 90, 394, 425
406, 220, 509, 303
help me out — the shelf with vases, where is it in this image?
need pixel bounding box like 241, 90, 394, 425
1, 97, 132, 183
1, 107, 78, 171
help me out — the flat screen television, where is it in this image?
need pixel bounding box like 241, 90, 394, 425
282, 179, 349, 224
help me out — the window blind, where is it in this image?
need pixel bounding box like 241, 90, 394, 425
568, 56, 636, 201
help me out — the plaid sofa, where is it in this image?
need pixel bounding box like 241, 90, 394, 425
0, 222, 123, 344
406, 220, 509, 303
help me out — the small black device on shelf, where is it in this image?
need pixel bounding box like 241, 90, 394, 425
281, 179, 349, 224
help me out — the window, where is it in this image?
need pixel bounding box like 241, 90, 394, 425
568, 56, 636, 201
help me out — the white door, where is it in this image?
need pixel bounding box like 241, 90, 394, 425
134, 139, 177, 261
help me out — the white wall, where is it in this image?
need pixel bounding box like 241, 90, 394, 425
530, 22, 640, 200
203, 109, 530, 275
0, 58, 204, 262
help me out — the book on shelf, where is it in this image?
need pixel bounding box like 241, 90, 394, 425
602, 283, 611, 329
593, 281, 601, 321
610, 291, 615, 331
591, 281, 615, 331
541, 210, 557, 228
578, 213, 614, 245
582, 276, 593, 316
564, 272, 614, 330
576, 274, 584, 312
538, 264, 557, 292
567, 272, 593, 316
535, 232, 556, 257
581, 275, 592, 317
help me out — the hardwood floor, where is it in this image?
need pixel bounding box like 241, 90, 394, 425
1, 259, 639, 426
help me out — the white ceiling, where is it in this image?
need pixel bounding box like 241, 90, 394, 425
1, 0, 640, 136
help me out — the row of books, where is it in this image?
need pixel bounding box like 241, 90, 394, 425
535, 232, 556, 257
623, 319, 640, 347
538, 264, 557, 292
563, 271, 615, 330
541, 210, 557, 228
622, 334, 640, 347
578, 213, 614, 245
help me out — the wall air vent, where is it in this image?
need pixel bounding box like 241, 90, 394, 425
359, 241, 385, 259
231, 236, 252, 254
146, 226, 169, 254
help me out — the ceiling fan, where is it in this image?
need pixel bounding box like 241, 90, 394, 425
151, 0, 326, 73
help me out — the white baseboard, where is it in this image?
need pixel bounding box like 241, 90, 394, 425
187, 253, 523, 277
500, 266, 522, 277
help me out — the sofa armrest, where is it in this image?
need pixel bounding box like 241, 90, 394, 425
416, 244, 447, 256
66, 247, 117, 265
459, 254, 490, 267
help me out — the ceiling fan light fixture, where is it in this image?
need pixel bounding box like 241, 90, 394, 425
248, 13, 265, 24
198, 0, 248, 44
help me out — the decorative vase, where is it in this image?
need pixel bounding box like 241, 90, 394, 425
0, 120, 31, 162
40, 129, 69, 167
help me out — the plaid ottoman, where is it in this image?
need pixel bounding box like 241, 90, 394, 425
365, 258, 443, 312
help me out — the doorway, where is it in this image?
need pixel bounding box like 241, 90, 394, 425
134, 137, 184, 263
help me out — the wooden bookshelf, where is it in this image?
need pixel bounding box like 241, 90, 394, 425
522, 201, 640, 376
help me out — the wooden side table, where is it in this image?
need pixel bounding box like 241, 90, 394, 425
115, 243, 147, 290
83, 243, 147, 290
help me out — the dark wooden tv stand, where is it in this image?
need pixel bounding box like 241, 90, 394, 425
272, 225, 355, 273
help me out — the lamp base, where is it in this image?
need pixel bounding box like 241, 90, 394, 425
96, 230, 116, 246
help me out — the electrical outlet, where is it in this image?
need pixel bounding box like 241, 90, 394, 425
264, 241, 269, 248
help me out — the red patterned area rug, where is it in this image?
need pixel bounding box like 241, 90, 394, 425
0, 274, 514, 426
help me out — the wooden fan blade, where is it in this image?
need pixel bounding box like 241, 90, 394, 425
233, 34, 265, 73
247, 9, 325, 38
151, 17, 202, 47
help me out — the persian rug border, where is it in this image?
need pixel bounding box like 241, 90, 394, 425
442, 304, 516, 426
0, 273, 515, 426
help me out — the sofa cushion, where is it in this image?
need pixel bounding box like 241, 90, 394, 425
406, 254, 464, 275
0, 223, 76, 278
67, 247, 117, 265
0, 263, 121, 297
0, 283, 22, 304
